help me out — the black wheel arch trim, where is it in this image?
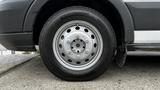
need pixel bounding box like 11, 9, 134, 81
108, 0, 134, 43
0, 33, 36, 51
23, 0, 134, 44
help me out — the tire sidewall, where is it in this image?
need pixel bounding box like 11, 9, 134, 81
39, 6, 116, 80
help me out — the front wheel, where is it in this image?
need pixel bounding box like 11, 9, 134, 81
39, 6, 117, 81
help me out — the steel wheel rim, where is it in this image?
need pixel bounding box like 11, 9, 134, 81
53, 20, 103, 71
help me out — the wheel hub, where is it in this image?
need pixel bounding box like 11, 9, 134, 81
62, 29, 94, 61
71, 39, 86, 54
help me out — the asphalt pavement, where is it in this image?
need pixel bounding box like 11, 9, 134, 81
0, 54, 37, 74
0, 55, 160, 90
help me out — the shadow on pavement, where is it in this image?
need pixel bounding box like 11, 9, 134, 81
98, 56, 160, 81
126, 56, 160, 68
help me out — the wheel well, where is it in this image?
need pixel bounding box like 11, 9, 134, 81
33, 0, 124, 47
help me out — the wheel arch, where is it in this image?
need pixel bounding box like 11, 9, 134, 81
108, 0, 134, 44
23, 0, 134, 45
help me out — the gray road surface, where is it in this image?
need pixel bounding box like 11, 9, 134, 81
0, 56, 160, 90
0, 54, 37, 74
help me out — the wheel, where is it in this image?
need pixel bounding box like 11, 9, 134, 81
39, 6, 117, 81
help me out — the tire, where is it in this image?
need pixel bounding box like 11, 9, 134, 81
39, 6, 117, 81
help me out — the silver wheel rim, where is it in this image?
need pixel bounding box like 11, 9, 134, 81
53, 20, 103, 71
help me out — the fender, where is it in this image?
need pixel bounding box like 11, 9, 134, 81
23, 0, 134, 44
108, 0, 134, 43
23, 0, 49, 32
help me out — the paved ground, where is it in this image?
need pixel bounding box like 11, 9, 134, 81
0, 54, 37, 74
0, 56, 160, 90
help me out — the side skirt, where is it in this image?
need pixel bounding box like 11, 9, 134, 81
0, 32, 36, 51
128, 31, 160, 53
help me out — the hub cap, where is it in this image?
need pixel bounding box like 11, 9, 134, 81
53, 20, 103, 71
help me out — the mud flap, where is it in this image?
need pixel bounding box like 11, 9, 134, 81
116, 45, 127, 67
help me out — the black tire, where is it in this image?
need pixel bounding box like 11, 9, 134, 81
39, 6, 117, 81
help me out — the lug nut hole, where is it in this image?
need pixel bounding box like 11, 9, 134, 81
61, 35, 64, 40
62, 53, 65, 57
91, 35, 95, 39
59, 44, 62, 48
68, 59, 72, 62
67, 29, 71, 33
75, 27, 80, 30
84, 29, 88, 32
76, 62, 81, 64
85, 59, 89, 62
94, 43, 97, 48
91, 53, 95, 56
